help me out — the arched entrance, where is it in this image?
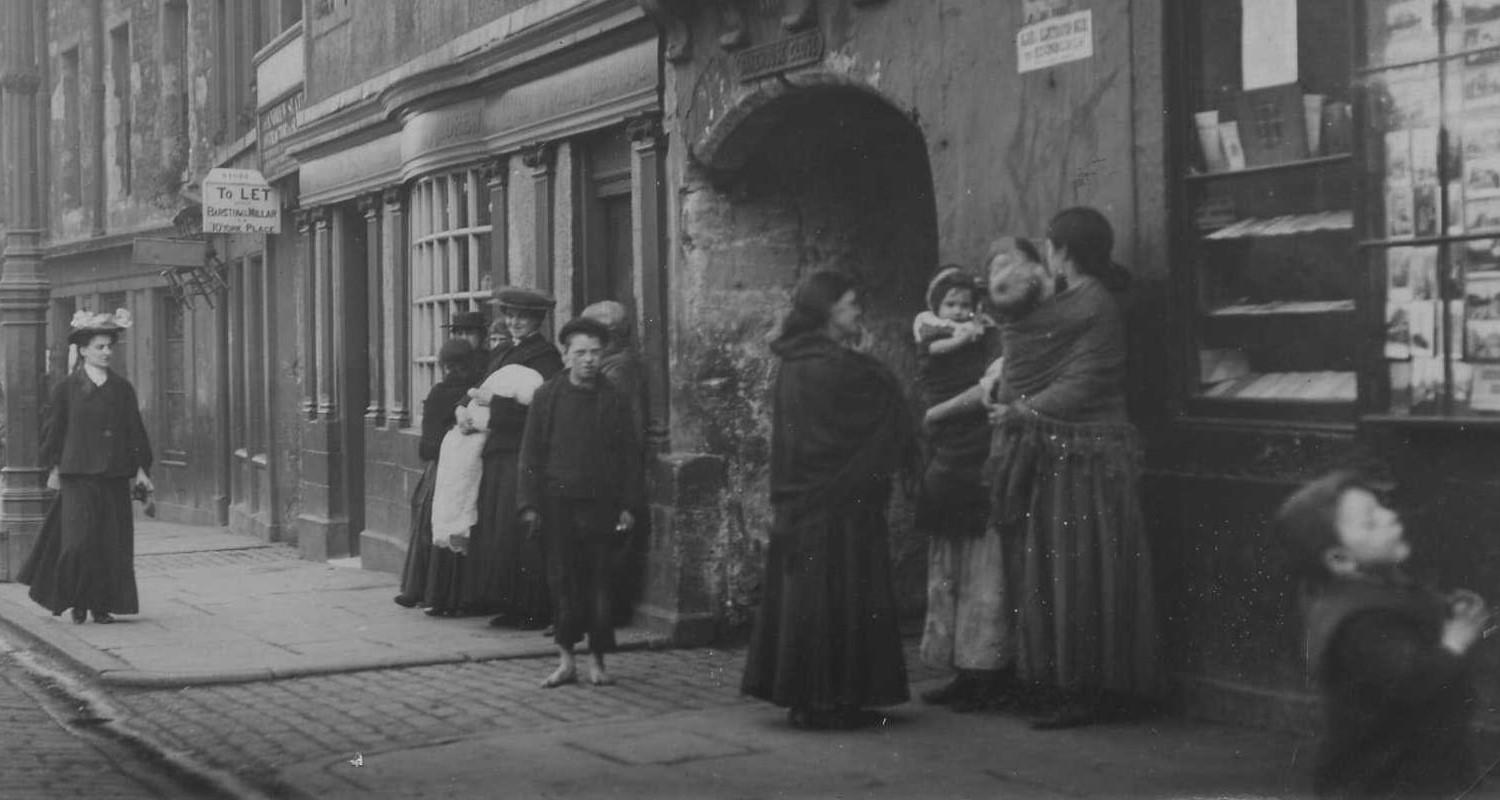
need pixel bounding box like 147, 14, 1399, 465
677, 81, 938, 620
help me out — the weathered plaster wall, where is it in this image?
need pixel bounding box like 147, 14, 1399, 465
47, 0, 202, 244
659, 1, 1163, 627
303, 0, 535, 105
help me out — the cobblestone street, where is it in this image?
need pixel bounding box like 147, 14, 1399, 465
108, 645, 774, 795
0, 644, 223, 799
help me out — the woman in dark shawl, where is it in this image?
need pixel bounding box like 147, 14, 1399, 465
984, 207, 1160, 729
394, 338, 475, 611
470, 287, 564, 627
741, 270, 917, 730
21, 310, 153, 624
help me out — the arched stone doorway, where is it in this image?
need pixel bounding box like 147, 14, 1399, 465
676, 80, 938, 622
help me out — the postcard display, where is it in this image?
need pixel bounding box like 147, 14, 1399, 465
1184, 0, 1500, 418
1362, 0, 1500, 414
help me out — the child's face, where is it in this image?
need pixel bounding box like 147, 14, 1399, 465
936, 287, 976, 322
1331, 488, 1410, 569
988, 256, 1047, 318
564, 333, 604, 382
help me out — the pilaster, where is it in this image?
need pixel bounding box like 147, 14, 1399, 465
523, 142, 556, 296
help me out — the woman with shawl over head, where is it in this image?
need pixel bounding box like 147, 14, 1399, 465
394, 338, 475, 612
741, 269, 917, 730
984, 207, 1161, 729
20, 309, 153, 624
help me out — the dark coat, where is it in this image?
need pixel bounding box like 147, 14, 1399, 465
40, 369, 152, 478
1304, 574, 1478, 798
515, 373, 643, 516
418, 375, 471, 462
482, 333, 563, 456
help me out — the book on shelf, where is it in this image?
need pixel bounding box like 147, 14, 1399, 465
1201, 371, 1356, 403
1202, 211, 1353, 239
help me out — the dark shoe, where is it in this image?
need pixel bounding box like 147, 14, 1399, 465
91, 611, 115, 624
71, 608, 87, 625
920, 675, 975, 706
393, 594, 419, 608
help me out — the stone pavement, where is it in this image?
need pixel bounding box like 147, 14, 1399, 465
0, 519, 663, 686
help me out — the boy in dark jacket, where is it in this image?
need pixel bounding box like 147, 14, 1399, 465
517, 317, 643, 688
1278, 471, 1490, 798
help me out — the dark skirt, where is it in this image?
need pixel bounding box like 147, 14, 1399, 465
398, 461, 437, 601
18, 476, 139, 616
741, 498, 909, 711
986, 416, 1161, 697
399, 461, 468, 611
469, 450, 549, 622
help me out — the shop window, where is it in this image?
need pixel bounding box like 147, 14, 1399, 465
1175, 0, 1357, 422
1359, 0, 1500, 416
158, 291, 188, 463
408, 167, 493, 415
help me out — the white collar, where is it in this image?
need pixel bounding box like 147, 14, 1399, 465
82, 363, 108, 386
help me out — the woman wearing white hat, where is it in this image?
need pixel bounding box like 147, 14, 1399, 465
20, 309, 153, 624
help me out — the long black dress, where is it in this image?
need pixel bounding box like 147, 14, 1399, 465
741, 331, 915, 712
397, 374, 471, 608
467, 333, 563, 620
20, 369, 152, 617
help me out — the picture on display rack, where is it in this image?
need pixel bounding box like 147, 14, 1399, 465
1386, 302, 1412, 360
1388, 185, 1416, 237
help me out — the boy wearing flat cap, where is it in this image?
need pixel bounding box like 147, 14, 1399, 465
517, 316, 643, 688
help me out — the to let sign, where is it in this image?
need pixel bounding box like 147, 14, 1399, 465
202, 168, 281, 234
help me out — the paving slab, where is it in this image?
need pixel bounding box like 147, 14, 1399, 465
0, 520, 666, 687
278, 692, 1321, 800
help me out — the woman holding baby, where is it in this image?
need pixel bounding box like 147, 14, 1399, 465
983, 207, 1160, 729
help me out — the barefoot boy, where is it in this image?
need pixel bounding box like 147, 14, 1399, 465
1278, 471, 1489, 798
517, 317, 643, 688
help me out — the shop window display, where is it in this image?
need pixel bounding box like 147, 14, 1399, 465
1179, 0, 1358, 421
1178, 0, 1500, 419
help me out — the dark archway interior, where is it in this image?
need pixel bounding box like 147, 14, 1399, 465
688, 87, 940, 618
718, 87, 937, 384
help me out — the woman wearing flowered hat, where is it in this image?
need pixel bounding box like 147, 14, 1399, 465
19, 308, 153, 624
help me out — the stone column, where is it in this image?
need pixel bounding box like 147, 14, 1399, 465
483, 157, 509, 290
382, 188, 410, 429
360, 193, 383, 427
314, 207, 335, 419
628, 113, 671, 452
523, 143, 556, 296
295, 208, 317, 419
0, 0, 50, 579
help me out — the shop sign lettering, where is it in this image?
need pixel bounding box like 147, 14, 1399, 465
202, 168, 281, 234
1017, 9, 1093, 73
736, 30, 825, 83
259, 91, 302, 152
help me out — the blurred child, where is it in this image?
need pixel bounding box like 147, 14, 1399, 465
402, 339, 475, 615
1278, 471, 1489, 798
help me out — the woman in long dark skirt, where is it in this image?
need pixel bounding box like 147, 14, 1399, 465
468, 287, 563, 627
742, 270, 918, 730
395, 339, 475, 611
20, 310, 152, 624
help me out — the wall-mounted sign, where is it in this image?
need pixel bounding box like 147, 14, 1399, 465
736, 29, 825, 83
1017, 8, 1093, 73
202, 168, 281, 234
259, 90, 302, 152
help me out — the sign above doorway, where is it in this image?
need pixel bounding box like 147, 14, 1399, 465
203, 168, 282, 234
736, 29, 825, 83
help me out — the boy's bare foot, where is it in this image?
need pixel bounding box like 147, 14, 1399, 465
588, 665, 614, 686
542, 664, 577, 688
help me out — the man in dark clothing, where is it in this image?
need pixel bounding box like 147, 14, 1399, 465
1278, 471, 1489, 799
517, 316, 643, 688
